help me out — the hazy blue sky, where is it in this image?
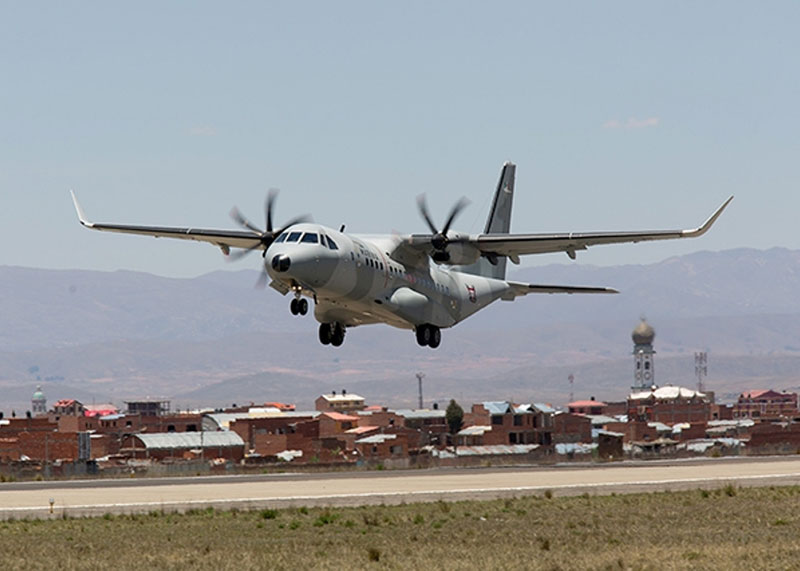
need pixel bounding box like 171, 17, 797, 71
2, 2, 797, 277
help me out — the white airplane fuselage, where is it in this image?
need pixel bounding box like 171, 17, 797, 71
265, 223, 509, 331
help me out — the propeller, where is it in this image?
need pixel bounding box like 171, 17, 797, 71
416, 194, 470, 263
228, 189, 310, 287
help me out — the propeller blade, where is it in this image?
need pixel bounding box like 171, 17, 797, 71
230, 207, 263, 234
265, 188, 278, 233
274, 214, 312, 236
227, 242, 262, 262
416, 194, 439, 234
441, 197, 470, 236
254, 267, 269, 289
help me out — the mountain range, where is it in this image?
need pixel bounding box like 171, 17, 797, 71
2, 247, 800, 414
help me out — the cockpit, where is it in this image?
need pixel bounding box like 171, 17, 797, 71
274, 230, 339, 250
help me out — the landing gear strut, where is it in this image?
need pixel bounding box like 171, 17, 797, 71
319, 322, 345, 347
415, 324, 441, 349
290, 297, 308, 316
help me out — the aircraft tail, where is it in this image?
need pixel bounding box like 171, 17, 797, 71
456, 162, 516, 280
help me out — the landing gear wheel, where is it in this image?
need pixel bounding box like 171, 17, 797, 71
429, 326, 441, 349
298, 298, 308, 315
318, 323, 332, 345
331, 323, 345, 347
290, 298, 299, 315
416, 324, 431, 346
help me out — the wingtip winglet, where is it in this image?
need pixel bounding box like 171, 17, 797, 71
70, 190, 93, 227
684, 195, 733, 238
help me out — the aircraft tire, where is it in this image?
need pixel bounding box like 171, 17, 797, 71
290, 299, 299, 315
331, 323, 345, 347
416, 324, 431, 346
428, 327, 441, 349
319, 323, 332, 345
298, 298, 308, 315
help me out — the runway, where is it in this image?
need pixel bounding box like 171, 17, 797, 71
3, 457, 800, 519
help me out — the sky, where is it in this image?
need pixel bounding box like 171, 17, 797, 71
1, 2, 798, 278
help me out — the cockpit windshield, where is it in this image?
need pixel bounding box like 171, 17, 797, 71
300, 232, 319, 244
274, 232, 288, 243
286, 231, 302, 243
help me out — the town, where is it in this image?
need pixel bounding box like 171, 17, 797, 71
2, 318, 800, 480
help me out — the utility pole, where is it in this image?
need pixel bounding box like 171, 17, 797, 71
695, 352, 708, 393
568, 374, 575, 404
416, 372, 425, 409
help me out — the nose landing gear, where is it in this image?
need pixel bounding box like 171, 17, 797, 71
415, 324, 441, 349
319, 322, 345, 347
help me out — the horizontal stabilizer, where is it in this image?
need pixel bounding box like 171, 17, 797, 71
502, 281, 619, 300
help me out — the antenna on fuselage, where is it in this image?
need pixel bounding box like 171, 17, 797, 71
340, 224, 346, 232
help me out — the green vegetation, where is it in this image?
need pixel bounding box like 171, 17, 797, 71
2, 486, 800, 569
445, 398, 464, 436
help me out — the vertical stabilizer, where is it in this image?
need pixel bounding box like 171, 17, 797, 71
455, 162, 516, 280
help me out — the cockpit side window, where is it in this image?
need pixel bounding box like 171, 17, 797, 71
300, 232, 319, 244
274, 232, 288, 243
326, 236, 339, 250
286, 231, 302, 243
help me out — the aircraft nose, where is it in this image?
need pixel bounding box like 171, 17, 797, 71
271, 254, 291, 273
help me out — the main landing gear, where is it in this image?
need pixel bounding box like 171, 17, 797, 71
415, 324, 441, 349
319, 322, 346, 347
290, 297, 308, 316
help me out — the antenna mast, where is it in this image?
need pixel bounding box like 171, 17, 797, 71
416, 372, 425, 409
695, 352, 708, 393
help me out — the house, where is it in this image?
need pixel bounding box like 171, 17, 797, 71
627, 386, 711, 424
732, 390, 798, 421
121, 432, 245, 461
315, 391, 366, 413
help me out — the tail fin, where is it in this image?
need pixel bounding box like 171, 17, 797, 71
456, 162, 516, 280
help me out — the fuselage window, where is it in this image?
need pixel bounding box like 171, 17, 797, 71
286, 231, 302, 243
326, 236, 339, 250
274, 232, 288, 243
301, 232, 319, 244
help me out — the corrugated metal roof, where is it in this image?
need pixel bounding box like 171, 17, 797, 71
482, 401, 512, 415
585, 414, 618, 426
355, 434, 397, 444
434, 444, 539, 458
630, 386, 706, 401
135, 432, 243, 450
457, 425, 492, 436
532, 403, 556, 414
391, 409, 446, 420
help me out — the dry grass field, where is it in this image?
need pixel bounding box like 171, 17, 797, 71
2, 485, 800, 570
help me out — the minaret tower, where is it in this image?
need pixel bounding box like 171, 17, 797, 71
632, 318, 656, 391
31, 385, 47, 416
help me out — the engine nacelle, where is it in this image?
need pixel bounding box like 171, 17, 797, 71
439, 239, 481, 265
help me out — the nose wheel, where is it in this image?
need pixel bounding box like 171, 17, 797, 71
290, 298, 308, 316
415, 324, 441, 349
319, 322, 345, 346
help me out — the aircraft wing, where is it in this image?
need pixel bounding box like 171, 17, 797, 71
71, 191, 263, 253
397, 196, 732, 264
476, 196, 733, 261
502, 281, 618, 300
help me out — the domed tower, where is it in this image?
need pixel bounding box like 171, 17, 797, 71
31, 385, 47, 416
632, 318, 656, 391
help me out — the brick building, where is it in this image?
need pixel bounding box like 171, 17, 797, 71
315, 391, 366, 413
553, 413, 592, 444
627, 386, 711, 424
568, 399, 607, 416
462, 402, 553, 446
121, 432, 245, 461
732, 390, 799, 421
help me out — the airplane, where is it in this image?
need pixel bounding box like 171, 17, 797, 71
71, 162, 732, 349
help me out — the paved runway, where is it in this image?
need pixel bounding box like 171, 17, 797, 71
3, 457, 800, 519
